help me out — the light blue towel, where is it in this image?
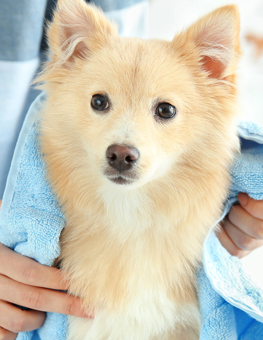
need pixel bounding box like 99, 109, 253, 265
0, 92, 68, 340
0, 93, 263, 339
198, 120, 263, 340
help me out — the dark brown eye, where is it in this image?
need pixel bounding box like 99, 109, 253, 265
156, 103, 177, 119
91, 94, 109, 111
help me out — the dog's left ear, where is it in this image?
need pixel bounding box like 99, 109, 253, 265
47, 0, 118, 66
175, 5, 241, 81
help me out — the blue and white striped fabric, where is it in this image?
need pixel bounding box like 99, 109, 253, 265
0, 0, 46, 197
0, 93, 263, 339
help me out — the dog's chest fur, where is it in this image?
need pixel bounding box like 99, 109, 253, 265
59, 187, 201, 339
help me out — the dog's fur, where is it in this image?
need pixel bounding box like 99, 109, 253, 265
37, 1, 241, 339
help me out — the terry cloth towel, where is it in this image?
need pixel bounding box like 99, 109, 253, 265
198, 121, 263, 340
0, 93, 263, 339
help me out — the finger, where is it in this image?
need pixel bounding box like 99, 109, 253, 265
217, 222, 250, 258
0, 326, 17, 340
229, 205, 263, 240
0, 243, 68, 290
0, 300, 45, 333
238, 193, 263, 220
223, 216, 263, 252
0, 275, 92, 318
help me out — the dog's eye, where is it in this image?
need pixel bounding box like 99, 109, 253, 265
91, 94, 109, 111
156, 103, 177, 119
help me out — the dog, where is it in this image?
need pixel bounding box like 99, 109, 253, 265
36, 0, 241, 338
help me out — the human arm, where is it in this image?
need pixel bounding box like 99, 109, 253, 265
217, 193, 263, 258
0, 201, 92, 340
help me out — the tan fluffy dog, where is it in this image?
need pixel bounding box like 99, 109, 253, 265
37, 1, 241, 339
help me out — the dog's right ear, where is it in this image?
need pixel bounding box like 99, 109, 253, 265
47, 0, 118, 66
174, 5, 241, 82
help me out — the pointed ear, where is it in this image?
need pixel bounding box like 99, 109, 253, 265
177, 5, 241, 80
47, 0, 118, 65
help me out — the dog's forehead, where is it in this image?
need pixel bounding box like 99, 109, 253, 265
85, 38, 192, 100
114, 39, 185, 90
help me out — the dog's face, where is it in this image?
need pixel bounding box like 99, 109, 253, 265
41, 0, 241, 191
69, 40, 202, 189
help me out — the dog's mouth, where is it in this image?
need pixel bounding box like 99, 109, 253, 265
108, 176, 134, 185
104, 169, 139, 185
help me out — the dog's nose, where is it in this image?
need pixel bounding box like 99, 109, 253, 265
106, 145, 139, 172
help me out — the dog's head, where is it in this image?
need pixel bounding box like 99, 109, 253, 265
39, 0, 241, 192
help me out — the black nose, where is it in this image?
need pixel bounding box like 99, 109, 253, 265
106, 144, 140, 172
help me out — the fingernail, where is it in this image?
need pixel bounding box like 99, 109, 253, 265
82, 308, 94, 319
238, 193, 248, 206
83, 311, 94, 319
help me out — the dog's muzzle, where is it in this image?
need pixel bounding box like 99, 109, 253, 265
104, 144, 140, 184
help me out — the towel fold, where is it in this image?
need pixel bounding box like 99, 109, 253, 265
0, 93, 262, 339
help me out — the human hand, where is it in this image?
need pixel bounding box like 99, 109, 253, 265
217, 193, 263, 258
0, 200, 92, 340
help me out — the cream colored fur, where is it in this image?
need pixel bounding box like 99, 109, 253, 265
36, 1, 241, 339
